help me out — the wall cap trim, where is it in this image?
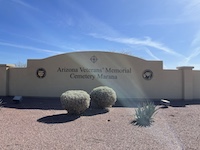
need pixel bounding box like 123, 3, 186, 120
177, 66, 194, 70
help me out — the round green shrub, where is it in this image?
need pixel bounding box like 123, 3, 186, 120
60, 90, 90, 114
90, 86, 117, 108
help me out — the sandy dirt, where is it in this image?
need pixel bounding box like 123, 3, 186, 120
0, 98, 199, 150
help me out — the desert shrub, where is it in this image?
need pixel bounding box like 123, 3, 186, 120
0, 99, 2, 109
90, 86, 117, 108
60, 90, 90, 115
134, 101, 158, 127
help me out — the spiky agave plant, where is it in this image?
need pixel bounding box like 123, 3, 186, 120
134, 101, 158, 127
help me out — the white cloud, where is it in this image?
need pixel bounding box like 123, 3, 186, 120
191, 30, 200, 47
175, 0, 200, 23
0, 41, 64, 55
184, 47, 200, 64
182, 0, 200, 16
141, 18, 189, 26
186, 29, 200, 65
142, 0, 200, 26
11, 0, 38, 11
90, 34, 184, 57
55, 1, 119, 37
145, 49, 160, 60
179, 0, 200, 66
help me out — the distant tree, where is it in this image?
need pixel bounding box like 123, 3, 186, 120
109, 50, 133, 56
15, 62, 27, 68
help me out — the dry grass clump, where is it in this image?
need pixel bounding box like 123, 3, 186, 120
60, 90, 90, 114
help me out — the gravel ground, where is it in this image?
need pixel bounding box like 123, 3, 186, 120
0, 99, 200, 150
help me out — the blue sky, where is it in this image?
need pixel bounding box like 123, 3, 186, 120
1, 0, 200, 69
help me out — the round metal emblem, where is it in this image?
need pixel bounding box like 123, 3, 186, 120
143, 70, 153, 80
36, 68, 46, 78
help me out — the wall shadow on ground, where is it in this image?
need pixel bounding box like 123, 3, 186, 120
115, 98, 200, 107
1, 96, 110, 124
37, 108, 109, 124
2, 96, 200, 124
1, 96, 200, 111
1, 96, 63, 110
37, 113, 80, 124
1, 96, 144, 110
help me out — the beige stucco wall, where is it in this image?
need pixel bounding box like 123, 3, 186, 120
0, 64, 15, 96
0, 51, 198, 100
0, 65, 8, 96
140, 69, 183, 99
7, 52, 163, 98
193, 70, 200, 99
9, 68, 30, 96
